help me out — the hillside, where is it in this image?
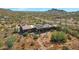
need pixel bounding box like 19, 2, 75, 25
0, 8, 79, 50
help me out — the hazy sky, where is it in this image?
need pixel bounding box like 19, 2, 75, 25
9, 8, 79, 12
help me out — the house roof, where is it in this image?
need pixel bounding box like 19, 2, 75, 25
21, 25, 35, 30
20, 24, 58, 30
35, 24, 52, 29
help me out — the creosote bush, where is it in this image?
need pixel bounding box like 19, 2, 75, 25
51, 31, 67, 43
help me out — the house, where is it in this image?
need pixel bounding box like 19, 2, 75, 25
18, 24, 60, 34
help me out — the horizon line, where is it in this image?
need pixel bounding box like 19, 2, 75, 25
4, 8, 79, 12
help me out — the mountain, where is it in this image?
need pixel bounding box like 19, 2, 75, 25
47, 8, 66, 14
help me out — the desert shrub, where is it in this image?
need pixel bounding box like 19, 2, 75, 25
51, 31, 67, 43
33, 34, 39, 40
62, 27, 70, 34
62, 27, 79, 39
7, 36, 16, 48
68, 30, 79, 39
23, 32, 28, 37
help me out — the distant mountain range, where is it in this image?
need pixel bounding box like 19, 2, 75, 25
47, 8, 66, 14
0, 8, 79, 15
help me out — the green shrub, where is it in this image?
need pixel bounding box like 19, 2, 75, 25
62, 27, 70, 33
51, 31, 67, 43
62, 27, 79, 39
7, 36, 16, 48
33, 34, 39, 40
23, 32, 28, 37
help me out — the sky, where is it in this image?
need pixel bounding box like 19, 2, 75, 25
9, 8, 79, 12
